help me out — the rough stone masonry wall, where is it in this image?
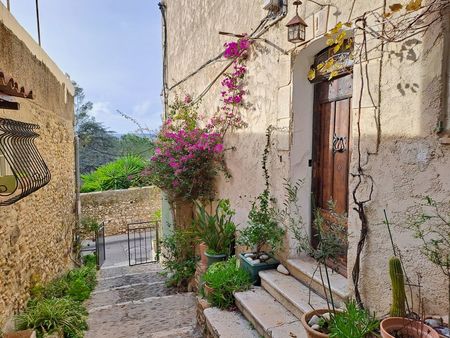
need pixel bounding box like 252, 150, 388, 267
0, 4, 75, 328
165, 0, 450, 317
80, 187, 161, 237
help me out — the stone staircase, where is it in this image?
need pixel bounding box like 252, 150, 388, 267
205, 254, 349, 338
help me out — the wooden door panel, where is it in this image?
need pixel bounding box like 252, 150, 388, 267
312, 74, 352, 277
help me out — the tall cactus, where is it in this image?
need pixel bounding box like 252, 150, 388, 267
389, 256, 407, 317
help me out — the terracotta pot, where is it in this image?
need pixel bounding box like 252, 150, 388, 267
300, 309, 332, 338
198, 242, 208, 268
4, 330, 36, 338
204, 283, 214, 297
380, 317, 440, 338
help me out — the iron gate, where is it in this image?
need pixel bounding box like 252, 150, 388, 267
127, 221, 159, 266
95, 222, 106, 268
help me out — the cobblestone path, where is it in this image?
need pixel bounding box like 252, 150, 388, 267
85, 263, 201, 338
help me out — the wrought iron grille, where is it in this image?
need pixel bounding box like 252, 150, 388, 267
0, 118, 51, 206
127, 221, 159, 266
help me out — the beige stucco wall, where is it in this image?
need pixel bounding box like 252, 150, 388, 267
164, 0, 450, 316
0, 3, 75, 327
80, 187, 162, 237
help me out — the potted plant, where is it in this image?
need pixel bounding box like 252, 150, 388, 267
202, 257, 251, 309
283, 180, 347, 337
406, 197, 449, 338
238, 188, 285, 284
194, 199, 236, 267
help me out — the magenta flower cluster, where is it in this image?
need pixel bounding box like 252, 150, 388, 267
147, 118, 225, 200
208, 37, 251, 132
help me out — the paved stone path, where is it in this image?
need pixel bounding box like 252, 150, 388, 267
84, 236, 201, 338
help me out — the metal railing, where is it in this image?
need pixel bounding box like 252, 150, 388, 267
95, 222, 106, 269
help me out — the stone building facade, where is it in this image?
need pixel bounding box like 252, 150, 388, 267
0, 3, 76, 327
80, 187, 161, 237
163, 0, 450, 316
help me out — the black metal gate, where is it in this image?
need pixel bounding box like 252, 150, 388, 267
95, 222, 106, 268
127, 221, 159, 266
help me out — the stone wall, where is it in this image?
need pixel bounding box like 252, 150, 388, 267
164, 0, 450, 317
80, 187, 161, 236
0, 3, 75, 328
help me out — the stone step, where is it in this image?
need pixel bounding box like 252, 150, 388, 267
98, 262, 162, 279
235, 287, 307, 338
87, 282, 178, 309
95, 270, 166, 291
286, 255, 349, 306
259, 269, 329, 320
204, 307, 260, 338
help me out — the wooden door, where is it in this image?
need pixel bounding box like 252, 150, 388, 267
312, 73, 352, 277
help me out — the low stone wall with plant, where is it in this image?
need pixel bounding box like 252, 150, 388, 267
80, 186, 161, 236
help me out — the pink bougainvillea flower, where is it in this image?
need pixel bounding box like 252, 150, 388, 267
214, 144, 224, 153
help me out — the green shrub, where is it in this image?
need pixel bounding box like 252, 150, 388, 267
82, 253, 97, 267
203, 257, 251, 309
80, 155, 148, 192
329, 300, 379, 338
160, 227, 198, 289
15, 298, 88, 338
31, 265, 97, 303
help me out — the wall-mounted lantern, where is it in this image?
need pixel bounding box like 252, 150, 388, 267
286, 1, 308, 43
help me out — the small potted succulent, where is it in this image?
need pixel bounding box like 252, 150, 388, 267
238, 189, 285, 284
193, 199, 236, 267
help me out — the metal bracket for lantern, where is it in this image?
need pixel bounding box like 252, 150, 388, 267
0, 118, 51, 206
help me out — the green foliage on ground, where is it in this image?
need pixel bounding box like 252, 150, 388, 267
202, 257, 251, 309
160, 226, 198, 289
16, 258, 97, 338
80, 155, 148, 192
15, 298, 88, 338
329, 300, 379, 338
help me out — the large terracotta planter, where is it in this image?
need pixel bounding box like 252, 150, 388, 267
301, 309, 332, 338
380, 317, 440, 338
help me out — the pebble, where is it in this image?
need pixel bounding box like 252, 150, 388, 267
244, 253, 255, 258
260, 254, 269, 261
311, 324, 321, 331
425, 319, 442, 328
277, 264, 289, 275
322, 312, 331, 321
308, 315, 320, 326
246, 257, 253, 262
251, 259, 261, 265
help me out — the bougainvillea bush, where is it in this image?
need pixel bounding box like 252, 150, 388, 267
140, 37, 251, 201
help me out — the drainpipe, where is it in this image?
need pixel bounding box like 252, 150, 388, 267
159, 1, 168, 120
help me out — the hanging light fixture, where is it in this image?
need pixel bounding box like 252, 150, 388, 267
286, 1, 308, 43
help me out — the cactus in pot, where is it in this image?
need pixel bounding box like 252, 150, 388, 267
388, 256, 407, 317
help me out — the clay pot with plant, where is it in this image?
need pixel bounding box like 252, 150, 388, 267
283, 179, 351, 337
380, 256, 439, 338
405, 197, 450, 338
193, 199, 236, 268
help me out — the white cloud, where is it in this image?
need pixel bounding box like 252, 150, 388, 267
90, 100, 161, 134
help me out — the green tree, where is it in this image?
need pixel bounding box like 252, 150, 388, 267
73, 82, 119, 173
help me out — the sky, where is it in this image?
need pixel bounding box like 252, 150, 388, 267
2, 0, 163, 134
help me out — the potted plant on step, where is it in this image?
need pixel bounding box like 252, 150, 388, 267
284, 179, 348, 337
238, 188, 285, 284
194, 199, 236, 267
